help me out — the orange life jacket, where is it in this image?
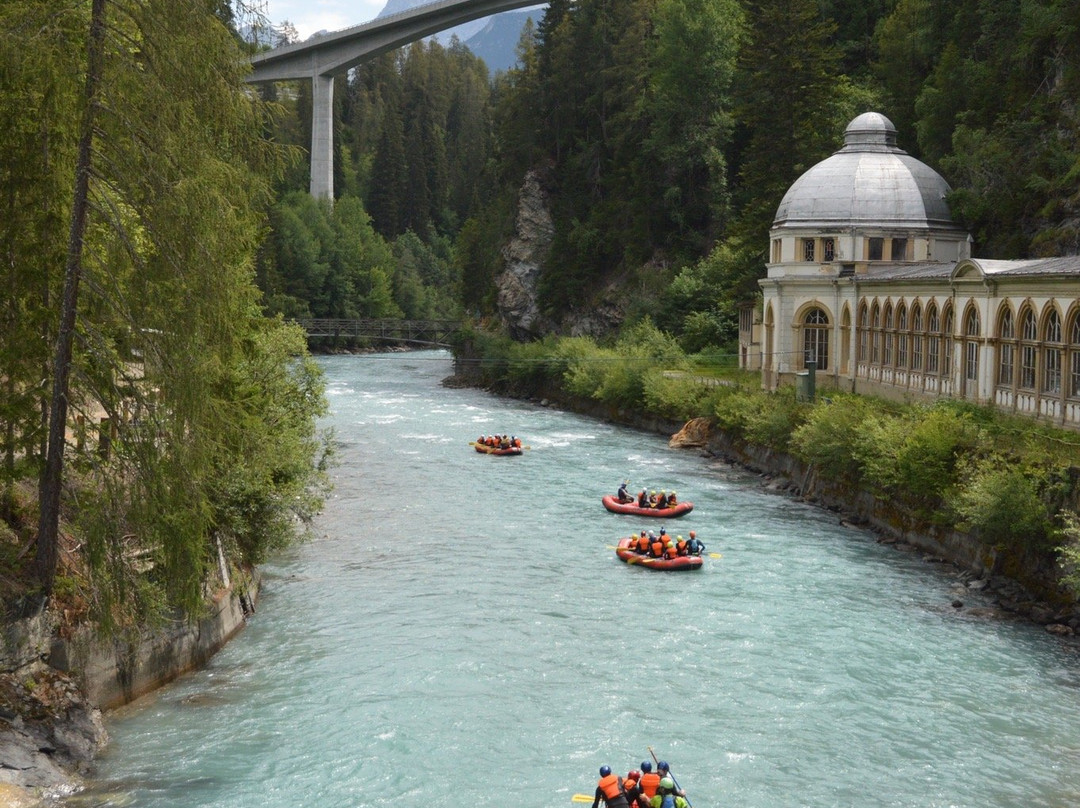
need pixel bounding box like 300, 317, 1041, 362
651, 539, 665, 557
637, 536, 650, 552
676, 540, 688, 556
640, 773, 661, 798
598, 774, 623, 801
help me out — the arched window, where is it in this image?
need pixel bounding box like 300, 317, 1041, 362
998, 307, 1015, 386
964, 308, 980, 383
871, 302, 881, 364
883, 303, 894, 366
927, 304, 940, 374
804, 308, 829, 371
1070, 314, 1080, 398
911, 305, 923, 371
1043, 309, 1062, 394
857, 303, 869, 362
943, 306, 954, 375
840, 306, 851, 375
1020, 308, 1038, 389
896, 304, 908, 368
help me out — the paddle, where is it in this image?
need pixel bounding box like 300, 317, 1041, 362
648, 746, 692, 808
571, 795, 594, 803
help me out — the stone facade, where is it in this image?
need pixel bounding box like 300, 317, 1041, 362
739, 112, 1080, 430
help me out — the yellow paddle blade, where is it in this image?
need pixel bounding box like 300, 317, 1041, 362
709, 552, 722, 558
572, 795, 593, 803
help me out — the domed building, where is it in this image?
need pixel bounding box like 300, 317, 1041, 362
739, 112, 1080, 430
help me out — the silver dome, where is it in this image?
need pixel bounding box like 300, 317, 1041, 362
773, 113, 958, 231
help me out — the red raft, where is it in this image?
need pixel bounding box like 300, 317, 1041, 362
614, 537, 703, 571
473, 442, 523, 456
602, 494, 693, 518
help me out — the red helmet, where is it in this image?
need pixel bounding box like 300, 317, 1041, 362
627, 770, 641, 782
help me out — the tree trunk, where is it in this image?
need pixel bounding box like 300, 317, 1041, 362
35, 0, 108, 596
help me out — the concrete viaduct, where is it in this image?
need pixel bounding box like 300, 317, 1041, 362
248, 0, 544, 200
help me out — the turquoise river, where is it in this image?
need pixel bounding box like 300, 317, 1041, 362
72, 351, 1080, 808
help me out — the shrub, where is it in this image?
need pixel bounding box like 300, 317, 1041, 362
951, 455, 1056, 550
790, 393, 880, 481
852, 403, 982, 519
640, 369, 722, 420
1056, 511, 1080, 596
713, 386, 806, 451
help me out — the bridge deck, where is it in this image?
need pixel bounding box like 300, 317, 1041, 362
294, 318, 462, 347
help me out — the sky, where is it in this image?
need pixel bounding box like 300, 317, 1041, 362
261, 1, 384, 41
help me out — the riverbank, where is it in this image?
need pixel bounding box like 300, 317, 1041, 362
0, 569, 258, 804
448, 371, 1080, 638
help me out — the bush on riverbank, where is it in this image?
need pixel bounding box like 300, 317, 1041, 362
455, 326, 1080, 597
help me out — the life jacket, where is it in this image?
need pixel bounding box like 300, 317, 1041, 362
637, 492, 647, 507
598, 773, 623, 801
639, 773, 661, 799
622, 777, 639, 799
676, 539, 688, 555
656, 495, 668, 508
651, 539, 665, 557
660, 793, 677, 808
637, 535, 650, 552
513, 438, 522, 448
664, 545, 678, 559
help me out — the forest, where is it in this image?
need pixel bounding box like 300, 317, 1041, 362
258, 0, 1079, 350
1, 0, 1078, 629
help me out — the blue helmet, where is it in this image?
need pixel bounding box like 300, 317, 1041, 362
658, 761, 669, 772
600, 766, 611, 777
641, 761, 652, 773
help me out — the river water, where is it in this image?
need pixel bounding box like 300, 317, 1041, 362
73, 350, 1080, 808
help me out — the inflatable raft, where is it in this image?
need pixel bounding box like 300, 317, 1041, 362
614, 537, 703, 571
602, 494, 693, 518
472, 442, 523, 456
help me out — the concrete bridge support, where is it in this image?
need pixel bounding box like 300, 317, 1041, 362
312, 74, 335, 200
248, 0, 545, 199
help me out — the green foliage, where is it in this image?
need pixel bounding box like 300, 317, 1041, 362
660, 243, 744, 351
0, 0, 331, 625
950, 455, 1056, 551
1056, 512, 1080, 597
851, 403, 983, 518
790, 394, 883, 481
641, 371, 725, 421
712, 386, 808, 452
504, 335, 564, 397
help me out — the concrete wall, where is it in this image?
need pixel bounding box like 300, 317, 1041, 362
48, 571, 258, 710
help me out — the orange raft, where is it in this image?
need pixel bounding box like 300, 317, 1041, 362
602, 494, 693, 518
473, 442, 523, 456
614, 537, 703, 571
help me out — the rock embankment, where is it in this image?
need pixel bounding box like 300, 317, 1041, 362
0, 569, 258, 803
0, 664, 106, 801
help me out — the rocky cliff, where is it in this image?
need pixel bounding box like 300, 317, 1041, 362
495, 165, 632, 340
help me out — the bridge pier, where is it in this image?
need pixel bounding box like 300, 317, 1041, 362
247, 0, 545, 201
311, 74, 335, 199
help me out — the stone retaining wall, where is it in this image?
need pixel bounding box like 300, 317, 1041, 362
48, 570, 258, 710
